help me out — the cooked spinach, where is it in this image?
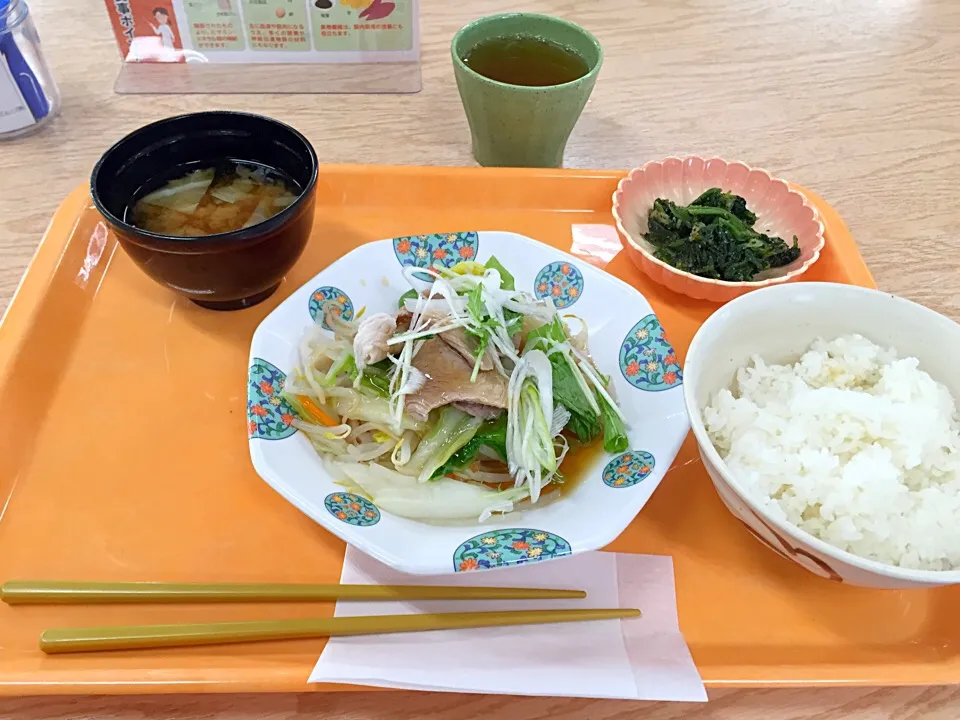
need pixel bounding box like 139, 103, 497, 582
644, 188, 800, 282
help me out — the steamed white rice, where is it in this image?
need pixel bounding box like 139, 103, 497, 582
704, 334, 960, 571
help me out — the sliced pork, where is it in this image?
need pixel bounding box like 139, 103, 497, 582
404, 338, 507, 421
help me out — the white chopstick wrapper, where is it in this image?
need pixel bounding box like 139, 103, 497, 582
311, 547, 706, 701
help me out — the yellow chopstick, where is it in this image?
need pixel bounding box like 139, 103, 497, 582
0, 581, 586, 605
40, 608, 641, 653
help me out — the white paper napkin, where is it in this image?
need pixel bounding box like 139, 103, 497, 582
310, 547, 706, 702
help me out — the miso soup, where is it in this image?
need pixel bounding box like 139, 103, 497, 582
127, 161, 300, 237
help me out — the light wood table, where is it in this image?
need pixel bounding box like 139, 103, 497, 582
1, 0, 959, 716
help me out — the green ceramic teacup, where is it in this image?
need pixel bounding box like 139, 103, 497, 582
451, 13, 603, 168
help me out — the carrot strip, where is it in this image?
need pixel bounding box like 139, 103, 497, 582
297, 395, 338, 427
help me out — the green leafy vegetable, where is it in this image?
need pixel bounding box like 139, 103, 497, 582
405, 406, 483, 483
323, 351, 356, 386
398, 289, 419, 309
482, 255, 523, 335
474, 413, 508, 460
317, 353, 391, 398
598, 392, 628, 453
566, 411, 602, 444
524, 315, 603, 443
463, 275, 511, 380
468, 335, 490, 383
525, 314, 566, 347
466, 284, 485, 324
549, 356, 592, 418
644, 189, 800, 282
689, 187, 757, 224
485, 255, 515, 291
552, 355, 600, 441
358, 359, 393, 397
431, 413, 507, 479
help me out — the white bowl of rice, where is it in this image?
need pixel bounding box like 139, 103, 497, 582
684, 282, 960, 588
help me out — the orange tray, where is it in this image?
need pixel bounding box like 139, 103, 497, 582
0, 165, 955, 696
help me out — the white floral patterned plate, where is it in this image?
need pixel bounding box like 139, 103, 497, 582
248, 231, 689, 574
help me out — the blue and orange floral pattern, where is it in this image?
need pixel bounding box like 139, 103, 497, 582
324, 492, 381, 527
619, 314, 682, 391
248, 358, 297, 440
453, 528, 571, 571
392, 232, 479, 280
308, 286, 354, 331
534, 261, 584, 309
603, 451, 656, 488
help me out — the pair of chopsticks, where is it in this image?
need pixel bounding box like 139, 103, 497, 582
1, 581, 640, 654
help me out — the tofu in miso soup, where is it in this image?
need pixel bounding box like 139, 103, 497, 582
128, 161, 300, 237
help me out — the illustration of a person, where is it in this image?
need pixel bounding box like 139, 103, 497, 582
149, 7, 176, 49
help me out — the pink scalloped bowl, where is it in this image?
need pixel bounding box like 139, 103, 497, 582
612, 157, 825, 303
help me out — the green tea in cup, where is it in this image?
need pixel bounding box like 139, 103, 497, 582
462, 35, 590, 87
452, 14, 602, 168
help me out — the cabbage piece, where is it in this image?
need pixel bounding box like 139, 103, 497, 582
401, 406, 483, 483
210, 177, 256, 204
139, 168, 215, 214
332, 390, 424, 432
332, 461, 529, 522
